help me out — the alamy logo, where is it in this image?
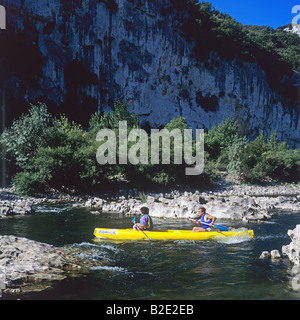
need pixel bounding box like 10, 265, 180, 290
0, 5, 6, 30
0, 267, 6, 297
291, 265, 300, 291
96, 121, 204, 176
292, 5, 300, 24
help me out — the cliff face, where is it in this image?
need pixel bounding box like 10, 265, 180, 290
1, 0, 299, 147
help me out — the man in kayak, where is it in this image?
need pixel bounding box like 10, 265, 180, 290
187, 207, 216, 232
133, 206, 153, 231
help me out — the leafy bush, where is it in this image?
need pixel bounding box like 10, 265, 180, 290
12, 171, 47, 196
165, 116, 190, 133
240, 132, 268, 170
226, 136, 248, 173
238, 130, 300, 183
90, 99, 139, 132
203, 120, 299, 184
1, 100, 299, 195
26, 146, 77, 188
1, 103, 56, 169
204, 118, 239, 159
259, 149, 300, 182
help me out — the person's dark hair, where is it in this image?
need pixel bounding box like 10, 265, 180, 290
199, 207, 206, 213
140, 207, 149, 215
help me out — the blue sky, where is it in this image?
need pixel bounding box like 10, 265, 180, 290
206, 0, 298, 28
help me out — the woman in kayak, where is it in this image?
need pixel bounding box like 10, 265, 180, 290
187, 207, 216, 232
133, 207, 153, 231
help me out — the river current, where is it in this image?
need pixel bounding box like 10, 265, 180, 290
1, 202, 300, 300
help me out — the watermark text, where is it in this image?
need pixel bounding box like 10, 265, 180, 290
291, 265, 300, 291
96, 121, 204, 175
0, 5, 6, 30
0, 267, 6, 298
292, 5, 300, 24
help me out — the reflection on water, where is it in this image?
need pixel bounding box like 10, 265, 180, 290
0, 204, 300, 300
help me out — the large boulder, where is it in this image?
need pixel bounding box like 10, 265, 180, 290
282, 224, 300, 265
0, 235, 82, 294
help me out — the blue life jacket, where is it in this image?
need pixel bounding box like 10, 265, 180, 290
200, 213, 212, 229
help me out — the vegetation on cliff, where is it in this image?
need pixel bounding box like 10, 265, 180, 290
173, 1, 300, 95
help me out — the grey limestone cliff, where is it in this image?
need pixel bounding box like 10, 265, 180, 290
1, 0, 299, 146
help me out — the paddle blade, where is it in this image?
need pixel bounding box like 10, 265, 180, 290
131, 217, 136, 223
214, 224, 228, 231
201, 221, 229, 231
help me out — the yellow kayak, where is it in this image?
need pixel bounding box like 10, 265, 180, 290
94, 228, 254, 241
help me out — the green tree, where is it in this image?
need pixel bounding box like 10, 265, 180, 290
1, 103, 56, 169
205, 118, 239, 159
89, 99, 139, 132
226, 136, 248, 173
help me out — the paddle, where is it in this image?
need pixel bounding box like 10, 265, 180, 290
201, 222, 228, 232
131, 217, 149, 238
188, 219, 229, 231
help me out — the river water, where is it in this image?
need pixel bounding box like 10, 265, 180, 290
1, 203, 300, 300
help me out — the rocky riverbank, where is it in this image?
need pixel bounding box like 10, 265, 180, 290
1, 182, 299, 221
0, 235, 97, 295
0, 186, 85, 217
282, 225, 300, 265
85, 182, 300, 222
